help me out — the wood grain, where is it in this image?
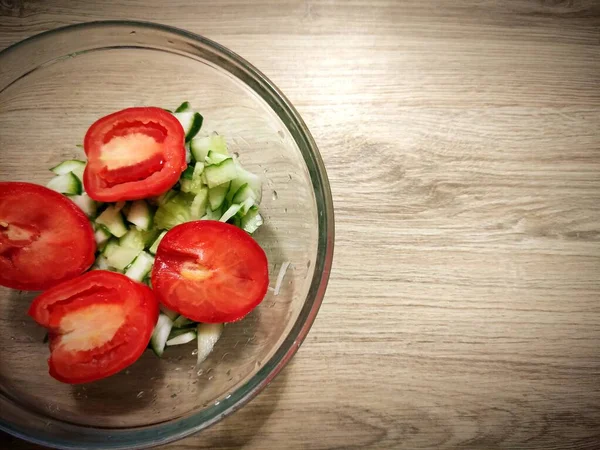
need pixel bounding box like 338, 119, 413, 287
1, 0, 600, 449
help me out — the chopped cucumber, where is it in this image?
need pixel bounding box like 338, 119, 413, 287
96, 204, 128, 237
196, 323, 224, 365
241, 206, 263, 234
94, 225, 112, 251
190, 188, 208, 219
68, 193, 97, 217
125, 200, 153, 231
148, 230, 167, 255
173, 315, 195, 328
220, 204, 242, 223
119, 228, 146, 251
205, 158, 237, 189
159, 305, 179, 321
181, 165, 195, 180
175, 101, 193, 113
50, 159, 86, 181
205, 151, 230, 166
232, 183, 256, 204
91, 255, 112, 271
166, 330, 197, 346
239, 196, 255, 216
154, 192, 194, 230
173, 111, 203, 142
181, 162, 205, 194
208, 181, 230, 211
150, 313, 174, 357
227, 160, 262, 204
190, 134, 228, 162
103, 240, 140, 271
124, 251, 154, 281
47, 173, 82, 195
140, 228, 161, 247
156, 190, 178, 206
201, 205, 223, 221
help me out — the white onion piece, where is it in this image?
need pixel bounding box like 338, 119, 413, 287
273, 261, 290, 296
196, 323, 224, 366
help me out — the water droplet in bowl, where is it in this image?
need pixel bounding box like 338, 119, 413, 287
272, 190, 278, 200
137, 391, 144, 399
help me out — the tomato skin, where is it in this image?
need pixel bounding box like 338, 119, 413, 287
28, 271, 159, 384
0, 182, 96, 291
152, 221, 269, 323
83, 107, 186, 202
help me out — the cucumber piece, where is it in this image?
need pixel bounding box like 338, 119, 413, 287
173, 111, 203, 142
103, 240, 140, 271
241, 206, 263, 234
124, 251, 154, 282
50, 159, 86, 181
175, 101, 193, 113
173, 315, 195, 328
227, 160, 262, 204
190, 188, 208, 219
180, 179, 193, 193
166, 330, 197, 346
94, 225, 112, 251
190, 134, 228, 162
208, 182, 230, 211
96, 204, 128, 237
47, 173, 82, 195
220, 204, 242, 223
232, 183, 256, 204
205, 158, 237, 189
181, 165, 195, 180
239, 196, 255, 216
154, 192, 194, 230
91, 254, 112, 271
125, 200, 153, 231
159, 305, 179, 321
140, 228, 161, 248
148, 230, 167, 255
196, 323, 224, 365
205, 151, 230, 166
68, 193, 97, 217
155, 190, 178, 206
150, 313, 174, 357
119, 228, 145, 251
182, 162, 206, 194
201, 206, 223, 221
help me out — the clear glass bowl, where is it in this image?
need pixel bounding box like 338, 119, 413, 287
0, 21, 334, 449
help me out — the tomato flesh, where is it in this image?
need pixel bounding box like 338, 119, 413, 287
83, 107, 186, 202
152, 221, 269, 323
0, 182, 96, 291
28, 271, 159, 384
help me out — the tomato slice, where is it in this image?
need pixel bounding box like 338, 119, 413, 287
83, 107, 186, 202
0, 182, 96, 291
151, 221, 269, 323
28, 271, 159, 384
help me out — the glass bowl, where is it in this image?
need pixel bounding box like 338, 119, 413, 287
0, 21, 334, 449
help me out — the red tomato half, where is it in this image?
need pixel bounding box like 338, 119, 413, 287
0, 182, 95, 291
28, 271, 159, 384
83, 107, 186, 202
152, 221, 269, 323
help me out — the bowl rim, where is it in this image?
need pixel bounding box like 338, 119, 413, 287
0, 20, 335, 449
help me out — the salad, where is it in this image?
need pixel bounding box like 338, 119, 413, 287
0, 102, 269, 384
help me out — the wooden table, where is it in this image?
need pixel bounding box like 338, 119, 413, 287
1, 1, 599, 448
